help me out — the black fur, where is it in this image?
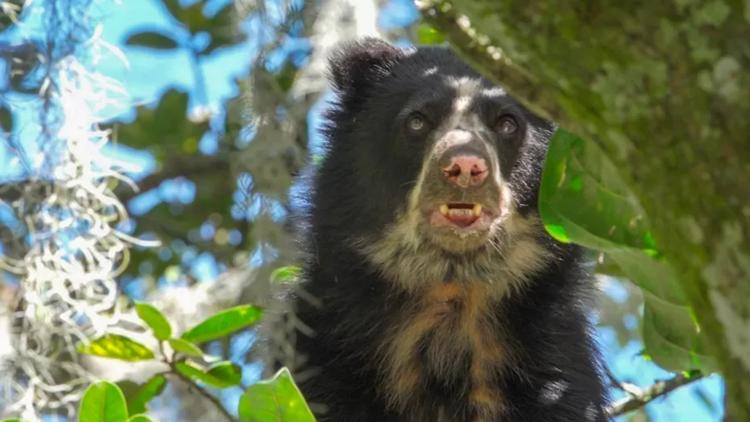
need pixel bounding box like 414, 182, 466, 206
285, 39, 608, 422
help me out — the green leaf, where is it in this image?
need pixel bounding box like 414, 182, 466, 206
175, 361, 242, 388
416, 23, 445, 45
78, 334, 155, 362
539, 128, 715, 372
127, 416, 155, 422
136, 303, 172, 340
0, 105, 12, 132
270, 265, 302, 284
642, 294, 717, 372
540, 129, 654, 252
123, 375, 167, 415
126, 31, 179, 49
1, 419, 22, 422
79, 381, 128, 422
168, 338, 203, 357
181, 305, 263, 344
238, 368, 315, 422
207, 361, 243, 386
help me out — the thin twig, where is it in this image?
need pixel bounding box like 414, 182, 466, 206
606, 371, 705, 417
171, 364, 236, 422
161, 340, 235, 422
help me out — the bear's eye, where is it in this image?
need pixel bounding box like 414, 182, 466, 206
494, 114, 518, 136
405, 112, 429, 134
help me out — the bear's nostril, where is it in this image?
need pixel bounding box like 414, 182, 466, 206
443, 164, 462, 179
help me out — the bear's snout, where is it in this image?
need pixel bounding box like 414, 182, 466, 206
441, 155, 488, 188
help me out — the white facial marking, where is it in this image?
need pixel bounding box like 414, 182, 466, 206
448, 76, 481, 115
482, 87, 506, 98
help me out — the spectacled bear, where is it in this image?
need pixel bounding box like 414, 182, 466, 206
282, 38, 608, 422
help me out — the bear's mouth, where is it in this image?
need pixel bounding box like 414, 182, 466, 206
438, 203, 482, 227
428, 202, 494, 230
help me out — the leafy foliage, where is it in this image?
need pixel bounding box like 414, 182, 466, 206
539, 129, 717, 373
74, 301, 308, 421
0, 0, 315, 420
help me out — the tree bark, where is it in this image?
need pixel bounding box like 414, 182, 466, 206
418, 1, 750, 419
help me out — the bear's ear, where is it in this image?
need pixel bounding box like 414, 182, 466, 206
328, 38, 405, 97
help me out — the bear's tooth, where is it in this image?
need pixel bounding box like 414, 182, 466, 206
449, 208, 471, 217
439, 204, 449, 216
472, 204, 482, 217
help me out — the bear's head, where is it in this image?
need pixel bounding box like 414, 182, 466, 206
313, 39, 556, 292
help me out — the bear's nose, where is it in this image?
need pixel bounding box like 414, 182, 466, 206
442, 155, 488, 188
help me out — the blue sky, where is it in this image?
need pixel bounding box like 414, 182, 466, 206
0, 1, 724, 420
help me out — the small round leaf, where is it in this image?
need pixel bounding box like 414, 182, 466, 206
79, 381, 128, 422
135, 302, 172, 340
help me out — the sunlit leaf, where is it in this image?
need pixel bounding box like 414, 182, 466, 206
539, 128, 716, 372
540, 129, 654, 251
126, 31, 179, 49
181, 305, 263, 344
175, 361, 242, 388
168, 338, 203, 358
136, 302, 172, 340
127, 416, 155, 422
79, 381, 128, 422
78, 334, 154, 362
416, 23, 445, 45
238, 368, 315, 422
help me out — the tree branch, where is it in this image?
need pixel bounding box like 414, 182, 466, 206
606, 371, 706, 417
416, 0, 564, 124
116, 154, 229, 203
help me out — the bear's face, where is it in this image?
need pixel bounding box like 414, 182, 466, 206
321, 39, 553, 292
